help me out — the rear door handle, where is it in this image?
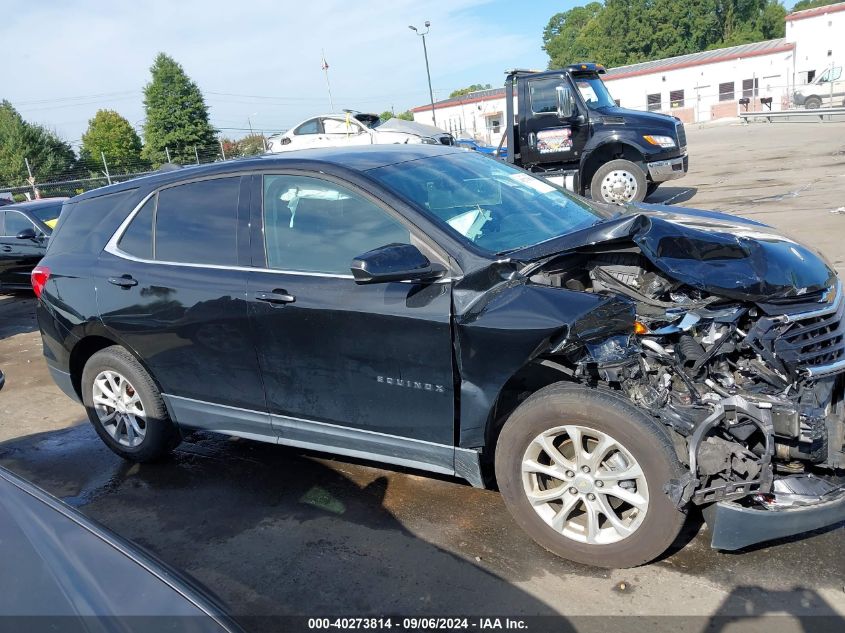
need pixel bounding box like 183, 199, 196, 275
108, 275, 138, 288
255, 290, 296, 305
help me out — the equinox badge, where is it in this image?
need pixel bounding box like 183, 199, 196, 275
377, 375, 445, 393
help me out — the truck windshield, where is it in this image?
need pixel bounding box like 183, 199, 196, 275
573, 75, 616, 110
368, 152, 606, 255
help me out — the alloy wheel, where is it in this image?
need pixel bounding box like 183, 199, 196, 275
92, 370, 147, 448
521, 425, 649, 545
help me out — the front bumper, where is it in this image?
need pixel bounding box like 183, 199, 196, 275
704, 478, 845, 551
647, 154, 688, 183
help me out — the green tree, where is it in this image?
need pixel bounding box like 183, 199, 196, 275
449, 84, 492, 98
80, 109, 146, 175
0, 100, 77, 187
792, 0, 838, 9
543, 1, 787, 69
142, 53, 217, 167
379, 110, 415, 121
237, 134, 267, 156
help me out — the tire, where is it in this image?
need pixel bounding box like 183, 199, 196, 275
805, 96, 822, 110
495, 383, 686, 568
590, 159, 647, 205
646, 182, 660, 199
81, 346, 179, 461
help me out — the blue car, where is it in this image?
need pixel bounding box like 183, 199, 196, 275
454, 138, 507, 158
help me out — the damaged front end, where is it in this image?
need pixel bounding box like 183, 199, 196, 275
523, 211, 845, 550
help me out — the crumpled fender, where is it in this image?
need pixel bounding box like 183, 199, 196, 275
453, 277, 634, 448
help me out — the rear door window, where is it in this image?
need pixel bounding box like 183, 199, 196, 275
117, 196, 155, 260
154, 177, 240, 265
294, 119, 321, 135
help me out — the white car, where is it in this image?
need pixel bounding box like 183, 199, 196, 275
267, 112, 454, 153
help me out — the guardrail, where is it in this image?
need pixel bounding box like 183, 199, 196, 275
739, 107, 845, 123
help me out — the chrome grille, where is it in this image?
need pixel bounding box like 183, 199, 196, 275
747, 282, 845, 379
676, 122, 687, 150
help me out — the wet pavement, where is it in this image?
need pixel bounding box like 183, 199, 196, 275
1, 422, 844, 626
2, 122, 845, 629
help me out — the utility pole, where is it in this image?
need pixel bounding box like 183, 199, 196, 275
321, 50, 335, 112
219, 139, 226, 160
409, 21, 436, 126
194, 146, 200, 165
165, 147, 172, 163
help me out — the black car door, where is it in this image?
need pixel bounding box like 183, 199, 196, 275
246, 172, 456, 472
0, 210, 47, 288
520, 75, 589, 168
96, 176, 270, 437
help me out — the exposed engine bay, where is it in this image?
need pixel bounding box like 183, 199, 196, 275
530, 248, 845, 510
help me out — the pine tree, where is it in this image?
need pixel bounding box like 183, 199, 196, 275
141, 53, 217, 167
80, 109, 147, 175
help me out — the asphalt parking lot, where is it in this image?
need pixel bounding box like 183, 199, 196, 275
2, 121, 845, 630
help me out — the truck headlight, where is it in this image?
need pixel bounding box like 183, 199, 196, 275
643, 135, 676, 148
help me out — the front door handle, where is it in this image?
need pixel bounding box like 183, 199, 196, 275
1, 246, 11, 252
255, 290, 296, 305
108, 275, 138, 288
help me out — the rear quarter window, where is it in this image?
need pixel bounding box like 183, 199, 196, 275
47, 190, 137, 256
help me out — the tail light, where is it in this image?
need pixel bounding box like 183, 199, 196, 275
31, 265, 51, 299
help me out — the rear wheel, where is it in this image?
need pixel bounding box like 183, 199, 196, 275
81, 346, 179, 461
590, 159, 647, 204
495, 384, 686, 568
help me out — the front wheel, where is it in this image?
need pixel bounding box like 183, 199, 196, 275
495, 384, 686, 568
805, 96, 822, 109
590, 159, 647, 204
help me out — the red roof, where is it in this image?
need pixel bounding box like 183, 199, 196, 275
786, 2, 845, 22
604, 42, 795, 82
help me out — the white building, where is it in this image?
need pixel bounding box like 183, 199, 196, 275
412, 2, 845, 143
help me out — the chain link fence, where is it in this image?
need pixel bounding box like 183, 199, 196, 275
1, 139, 268, 202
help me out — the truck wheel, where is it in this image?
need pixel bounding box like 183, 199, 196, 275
646, 182, 660, 199
81, 346, 180, 462
590, 159, 647, 204
805, 96, 822, 109
495, 383, 686, 568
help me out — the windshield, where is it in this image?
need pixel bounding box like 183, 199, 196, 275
368, 152, 605, 254
574, 75, 616, 110
356, 114, 382, 129
29, 202, 64, 230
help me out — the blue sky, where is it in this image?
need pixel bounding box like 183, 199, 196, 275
1, 0, 804, 146
0, 0, 577, 146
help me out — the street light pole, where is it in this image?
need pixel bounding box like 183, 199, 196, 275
409, 21, 437, 126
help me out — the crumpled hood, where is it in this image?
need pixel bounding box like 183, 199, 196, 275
513, 205, 837, 302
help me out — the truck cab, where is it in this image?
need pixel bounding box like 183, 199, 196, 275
504, 64, 688, 204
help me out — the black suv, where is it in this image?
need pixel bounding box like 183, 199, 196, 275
0, 197, 65, 290
35, 146, 845, 568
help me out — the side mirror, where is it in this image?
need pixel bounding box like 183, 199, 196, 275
16, 227, 37, 240
281, 137, 292, 145
556, 85, 574, 119
350, 243, 447, 285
